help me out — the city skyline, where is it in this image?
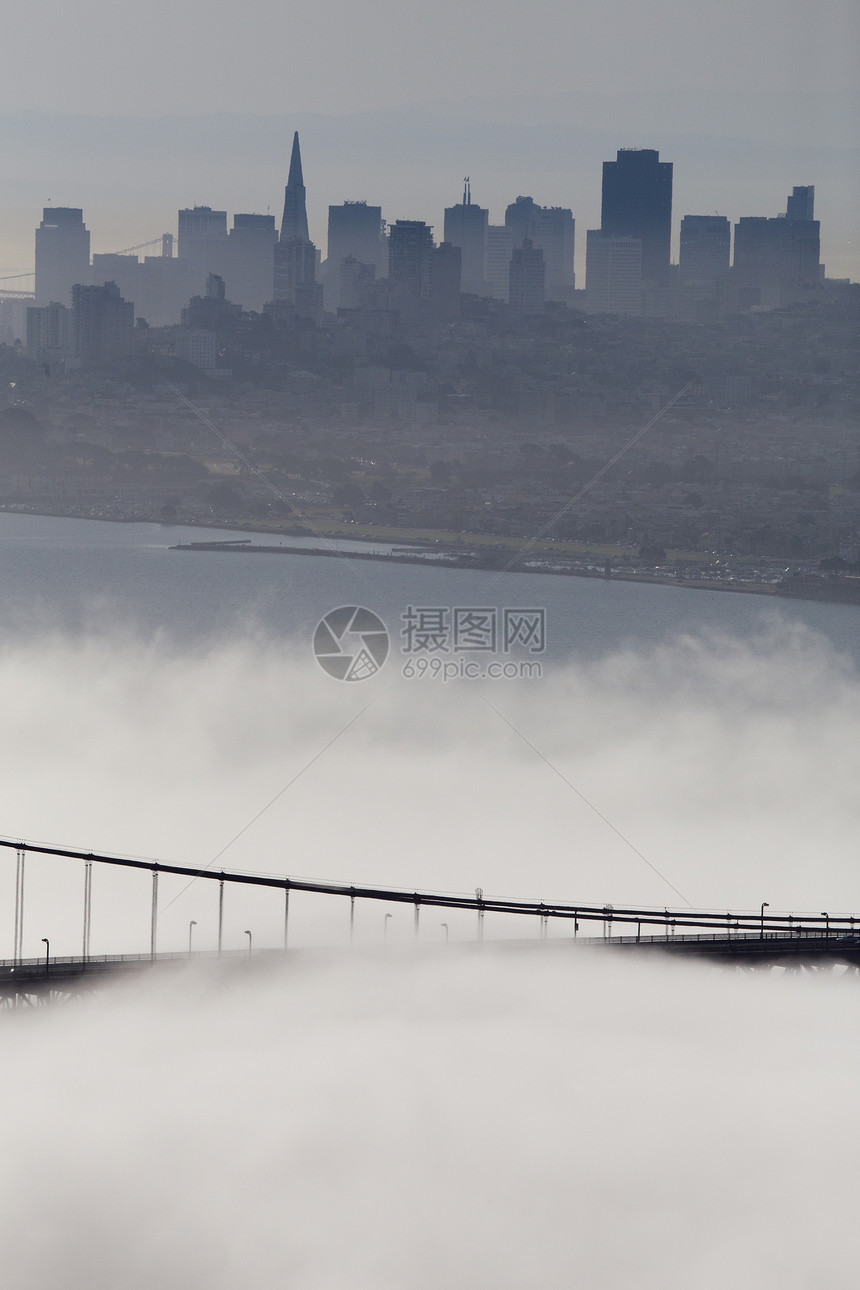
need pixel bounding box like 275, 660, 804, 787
0, 88, 857, 287
3, 131, 848, 307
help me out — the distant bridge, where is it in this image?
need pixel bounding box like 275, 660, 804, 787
3, 836, 859, 1005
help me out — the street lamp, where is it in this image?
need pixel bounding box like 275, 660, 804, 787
441, 922, 449, 943
760, 902, 769, 939
244, 929, 253, 955
188, 920, 197, 956
384, 912, 392, 941
41, 937, 49, 974
821, 912, 830, 937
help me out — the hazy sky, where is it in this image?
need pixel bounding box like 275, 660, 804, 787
1, 0, 858, 281
3, 0, 858, 115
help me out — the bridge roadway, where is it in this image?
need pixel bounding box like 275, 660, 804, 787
3, 930, 859, 1006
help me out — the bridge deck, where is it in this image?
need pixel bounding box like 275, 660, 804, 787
2, 930, 859, 1002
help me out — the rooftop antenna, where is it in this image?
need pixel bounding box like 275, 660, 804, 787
463, 176, 471, 206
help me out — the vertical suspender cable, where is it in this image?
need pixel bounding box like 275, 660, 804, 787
150, 869, 159, 961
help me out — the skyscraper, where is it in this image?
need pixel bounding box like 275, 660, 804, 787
504, 197, 574, 299
327, 202, 384, 273
443, 180, 488, 296
326, 201, 384, 309
388, 220, 434, 303
600, 149, 672, 286
509, 240, 545, 317
35, 207, 91, 306
786, 186, 815, 223
72, 281, 134, 365
679, 216, 731, 283
585, 231, 642, 316
280, 132, 310, 243
273, 132, 322, 321
227, 213, 277, 312
486, 225, 513, 301
177, 205, 229, 299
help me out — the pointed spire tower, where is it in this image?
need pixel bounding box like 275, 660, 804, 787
280, 131, 310, 244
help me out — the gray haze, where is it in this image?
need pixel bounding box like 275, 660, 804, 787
1, 0, 858, 278
2, 619, 860, 957
1, 951, 858, 1288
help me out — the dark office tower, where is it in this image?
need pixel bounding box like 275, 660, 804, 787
35, 207, 91, 306
71, 281, 134, 365
601, 149, 672, 286
227, 213, 277, 312
280, 131, 310, 243
679, 216, 731, 282
388, 220, 434, 305
509, 240, 545, 317
429, 242, 462, 321
443, 179, 488, 295
786, 186, 815, 222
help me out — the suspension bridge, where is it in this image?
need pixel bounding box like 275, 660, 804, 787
3, 836, 860, 1006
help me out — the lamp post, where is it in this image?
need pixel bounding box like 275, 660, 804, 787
441, 922, 449, 943
41, 937, 49, 975
244, 929, 252, 956
384, 912, 392, 941
760, 902, 769, 939
821, 912, 830, 937
188, 920, 197, 956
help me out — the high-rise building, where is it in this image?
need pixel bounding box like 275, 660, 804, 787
35, 207, 91, 306
279, 132, 310, 243
325, 201, 384, 309
443, 180, 488, 296
428, 242, 462, 321
486, 225, 513, 302
71, 281, 134, 365
509, 240, 545, 317
585, 231, 642, 316
504, 197, 574, 299
732, 214, 820, 309
786, 186, 815, 223
600, 149, 672, 286
679, 216, 731, 283
227, 214, 277, 312
388, 220, 434, 306
327, 202, 384, 273
26, 301, 70, 374
273, 132, 322, 321
177, 206, 229, 299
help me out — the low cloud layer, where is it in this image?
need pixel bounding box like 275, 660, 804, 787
1, 619, 859, 956
1, 951, 858, 1289
2, 619, 859, 1285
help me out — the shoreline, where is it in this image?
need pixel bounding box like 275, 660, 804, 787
169, 537, 782, 599
4, 504, 858, 608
